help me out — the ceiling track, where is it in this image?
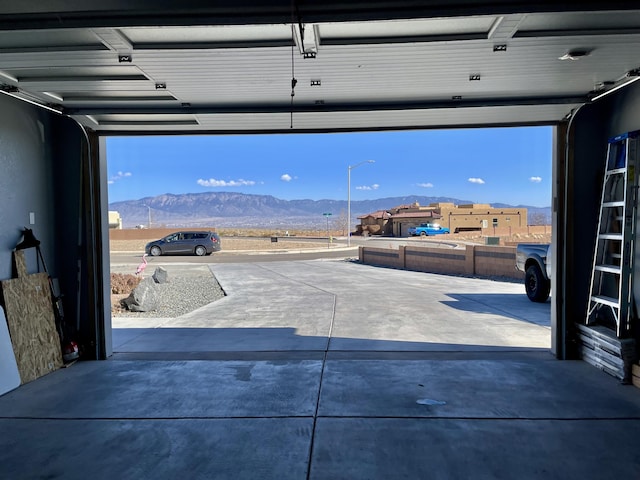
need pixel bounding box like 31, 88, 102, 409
2, 1, 640, 30
63, 95, 588, 116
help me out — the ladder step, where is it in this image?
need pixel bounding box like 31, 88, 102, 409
591, 295, 620, 308
606, 168, 627, 175
595, 264, 621, 274
603, 201, 625, 208
598, 233, 623, 241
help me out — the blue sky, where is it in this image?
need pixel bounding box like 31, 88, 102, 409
107, 126, 552, 207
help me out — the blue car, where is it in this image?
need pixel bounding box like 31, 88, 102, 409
408, 223, 450, 236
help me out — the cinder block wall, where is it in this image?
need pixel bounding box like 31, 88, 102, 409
473, 246, 520, 279
359, 247, 404, 269
404, 245, 468, 275
359, 244, 523, 280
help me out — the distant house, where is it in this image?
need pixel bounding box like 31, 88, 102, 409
108, 211, 123, 229
357, 201, 527, 236
357, 210, 392, 236
388, 209, 442, 237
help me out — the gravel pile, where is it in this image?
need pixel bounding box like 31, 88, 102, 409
114, 273, 226, 318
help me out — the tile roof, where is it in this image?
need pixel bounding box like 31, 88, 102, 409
390, 211, 441, 219
358, 210, 391, 219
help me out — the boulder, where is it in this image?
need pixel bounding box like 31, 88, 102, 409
121, 277, 159, 312
152, 266, 169, 284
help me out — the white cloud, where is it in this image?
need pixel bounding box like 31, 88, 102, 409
468, 178, 485, 184
417, 182, 434, 188
280, 174, 292, 182
529, 176, 542, 183
356, 184, 380, 191
197, 178, 256, 187
108, 171, 132, 184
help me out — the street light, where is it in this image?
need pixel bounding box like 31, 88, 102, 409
323, 212, 332, 249
142, 204, 151, 228
347, 160, 375, 247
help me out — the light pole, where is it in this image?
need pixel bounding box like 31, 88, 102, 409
143, 204, 151, 228
347, 160, 375, 247
323, 212, 332, 248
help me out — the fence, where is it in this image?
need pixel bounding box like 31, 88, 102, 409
359, 244, 523, 280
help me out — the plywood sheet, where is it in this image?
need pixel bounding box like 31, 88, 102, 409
0, 306, 20, 395
0, 251, 62, 384
633, 364, 640, 389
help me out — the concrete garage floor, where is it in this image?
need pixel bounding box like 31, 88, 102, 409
1, 260, 640, 479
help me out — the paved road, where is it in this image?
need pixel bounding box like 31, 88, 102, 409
110, 247, 358, 266
110, 235, 462, 267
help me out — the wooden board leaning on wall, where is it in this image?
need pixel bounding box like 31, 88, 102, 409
0, 250, 62, 384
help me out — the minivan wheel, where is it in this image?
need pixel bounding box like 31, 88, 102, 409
194, 245, 207, 256
150, 246, 162, 256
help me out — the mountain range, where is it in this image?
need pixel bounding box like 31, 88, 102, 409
109, 192, 551, 229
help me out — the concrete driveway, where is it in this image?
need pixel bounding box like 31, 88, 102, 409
112, 259, 550, 354
3, 260, 640, 479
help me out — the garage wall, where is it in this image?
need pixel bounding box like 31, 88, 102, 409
0, 93, 106, 361
0, 95, 57, 279
568, 81, 640, 354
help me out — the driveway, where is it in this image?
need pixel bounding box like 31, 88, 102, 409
4, 261, 640, 479
112, 259, 550, 354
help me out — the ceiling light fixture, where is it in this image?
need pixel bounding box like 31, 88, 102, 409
469, 74, 481, 81
310, 79, 321, 86
558, 48, 592, 61
591, 69, 640, 101
493, 44, 507, 52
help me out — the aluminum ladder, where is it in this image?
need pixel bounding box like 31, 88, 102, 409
586, 130, 640, 337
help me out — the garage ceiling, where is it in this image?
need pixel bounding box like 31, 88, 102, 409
1, 2, 640, 133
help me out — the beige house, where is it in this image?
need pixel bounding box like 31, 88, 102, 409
358, 201, 527, 236
433, 203, 527, 232
107, 211, 123, 229
388, 209, 443, 237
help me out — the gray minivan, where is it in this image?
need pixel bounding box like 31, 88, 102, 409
145, 231, 221, 256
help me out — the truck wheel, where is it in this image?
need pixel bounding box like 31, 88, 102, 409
525, 265, 550, 302
420, 231, 426, 236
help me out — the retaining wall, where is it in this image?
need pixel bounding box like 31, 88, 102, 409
359, 244, 523, 280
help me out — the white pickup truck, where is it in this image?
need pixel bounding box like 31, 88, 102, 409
516, 243, 551, 302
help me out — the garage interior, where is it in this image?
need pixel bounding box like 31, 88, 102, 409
1, 1, 640, 478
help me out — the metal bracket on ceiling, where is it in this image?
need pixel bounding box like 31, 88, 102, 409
291, 12, 319, 58
0, 83, 19, 93
590, 68, 640, 102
